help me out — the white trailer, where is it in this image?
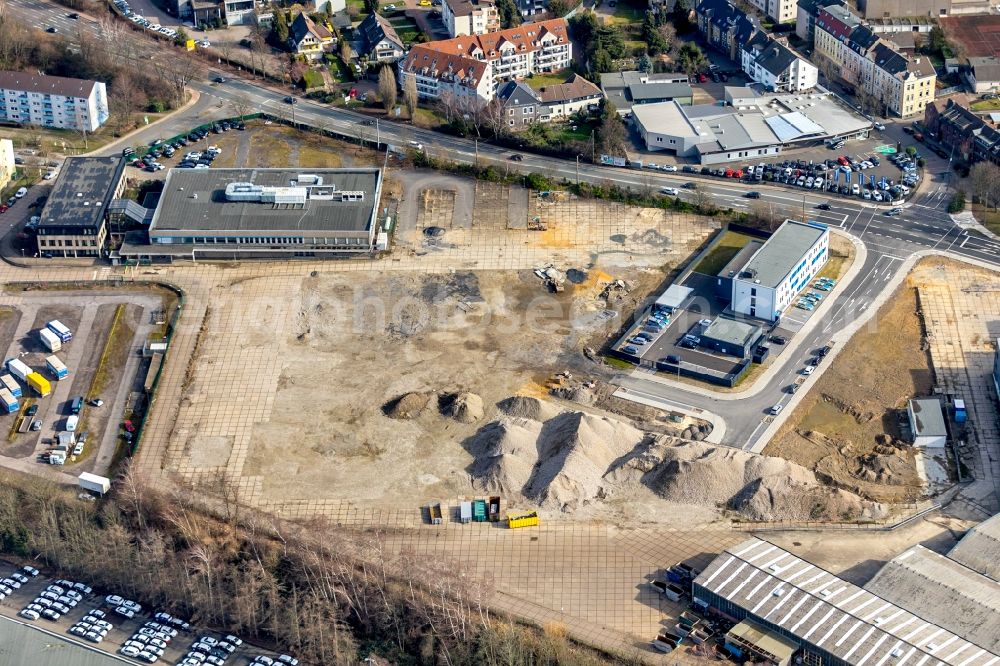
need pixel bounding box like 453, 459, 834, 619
0, 375, 20, 398
78, 472, 111, 495
459, 501, 473, 524
5, 358, 31, 382
39, 328, 61, 352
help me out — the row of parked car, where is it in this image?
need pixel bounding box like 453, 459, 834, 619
622, 309, 673, 355
18, 575, 91, 623
115, 0, 210, 45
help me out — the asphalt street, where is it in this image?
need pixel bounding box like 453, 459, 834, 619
8, 0, 1000, 451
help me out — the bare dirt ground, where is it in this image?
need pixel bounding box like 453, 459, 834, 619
765, 278, 931, 504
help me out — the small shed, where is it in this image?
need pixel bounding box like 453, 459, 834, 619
907, 398, 946, 447
654, 284, 693, 313
725, 619, 799, 666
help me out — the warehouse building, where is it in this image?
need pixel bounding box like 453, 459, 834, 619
631, 89, 870, 163
729, 220, 829, 322
948, 512, 1000, 581
693, 537, 1000, 666
121, 168, 384, 260
36, 156, 127, 258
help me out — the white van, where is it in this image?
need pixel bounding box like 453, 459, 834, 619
65, 415, 79, 432
14, 187, 27, 199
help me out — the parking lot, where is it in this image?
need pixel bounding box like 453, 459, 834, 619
0, 560, 297, 665
0, 290, 167, 477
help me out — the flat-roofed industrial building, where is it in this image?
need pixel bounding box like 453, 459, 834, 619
694, 537, 1000, 666
122, 168, 384, 260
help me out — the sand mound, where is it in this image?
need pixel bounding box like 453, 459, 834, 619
496, 396, 558, 421
441, 392, 485, 423
383, 392, 431, 419
467, 418, 540, 494
609, 440, 887, 521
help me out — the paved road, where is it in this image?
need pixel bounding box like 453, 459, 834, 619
8, 0, 1000, 452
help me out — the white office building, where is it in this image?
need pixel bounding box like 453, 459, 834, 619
730, 220, 829, 322
0, 71, 109, 132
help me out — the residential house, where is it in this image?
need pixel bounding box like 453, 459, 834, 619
795, 0, 844, 43
741, 31, 818, 92
814, 4, 936, 117
746, 0, 797, 24
968, 56, 1000, 94
695, 0, 759, 62
515, 0, 545, 18
400, 19, 572, 101
0, 71, 109, 132
0, 139, 13, 192
599, 71, 692, 116
357, 12, 406, 63
497, 73, 601, 126
441, 0, 499, 37
399, 44, 493, 102
288, 12, 335, 60
925, 98, 1000, 166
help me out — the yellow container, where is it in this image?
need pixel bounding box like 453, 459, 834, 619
26, 372, 51, 397
507, 511, 539, 529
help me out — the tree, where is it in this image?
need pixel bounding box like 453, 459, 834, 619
658, 21, 677, 56
596, 101, 627, 157
670, 0, 693, 34
928, 26, 948, 55
970, 162, 1000, 210
230, 94, 253, 120
912, 31, 925, 54
638, 53, 652, 73
546, 0, 577, 18
948, 190, 966, 213
403, 73, 418, 119
339, 39, 352, 65
496, 0, 521, 27
174, 27, 189, 45
643, 11, 667, 54
378, 66, 397, 111
271, 11, 289, 48
677, 41, 706, 75
364, 0, 379, 13
591, 48, 613, 74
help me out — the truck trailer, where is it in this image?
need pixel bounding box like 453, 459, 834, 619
78, 472, 111, 495
46, 320, 72, 342
45, 356, 68, 380
27, 372, 51, 397
6, 358, 31, 382
39, 328, 61, 352
0, 374, 20, 398
0, 388, 18, 414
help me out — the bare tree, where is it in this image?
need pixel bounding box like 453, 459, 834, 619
230, 94, 254, 120
970, 162, 1000, 210
482, 97, 509, 138
378, 66, 396, 112
403, 73, 418, 120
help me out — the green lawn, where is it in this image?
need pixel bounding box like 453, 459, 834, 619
692, 230, 755, 275
389, 15, 420, 43
971, 99, 1000, 112
347, 0, 369, 16
972, 203, 1000, 236
604, 0, 644, 25
328, 57, 354, 83
526, 69, 574, 88
556, 119, 599, 142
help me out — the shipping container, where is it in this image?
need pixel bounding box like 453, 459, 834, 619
459, 501, 472, 524
429, 503, 443, 525
0, 388, 18, 414
0, 374, 20, 398
27, 373, 51, 397
6, 358, 31, 382
39, 328, 61, 352
47, 320, 72, 342
488, 496, 501, 521
45, 356, 68, 380
17, 415, 31, 433
507, 511, 539, 529
78, 472, 111, 495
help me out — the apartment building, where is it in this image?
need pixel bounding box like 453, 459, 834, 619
0, 71, 108, 132
814, 4, 936, 117
357, 13, 406, 63
0, 139, 13, 193
696, 0, 760, 62
441, 0, 499, 37
741, 31, 818, 92
399, 19, 572, 102
795, 0, 844, 43
925, 98, 1000, 166
746, 0, 797, 24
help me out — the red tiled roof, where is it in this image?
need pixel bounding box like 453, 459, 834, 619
425, 18, 568, 62
402, 44, 487, 89
535, 73, 600, 103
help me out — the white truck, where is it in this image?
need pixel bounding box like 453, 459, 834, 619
5, 358, 31, 382
39, 328, 61, 352
78, 472, 111, 495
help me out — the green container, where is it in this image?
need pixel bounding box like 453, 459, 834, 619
472, 499, 487, 522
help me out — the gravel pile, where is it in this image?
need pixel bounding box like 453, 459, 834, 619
382, 392, 431, 419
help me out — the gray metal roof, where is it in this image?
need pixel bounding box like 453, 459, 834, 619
909, 399, 946, 437
736, 221, 827, 289
39, 157, 125, 229
0, 614, 129, 666
702, 317, 762, 347
949, 514, 1000, 582
149, 168, 381, 235
695, 538, 1000, 666
630, 82, 693, 101
864, 546, 1000, 654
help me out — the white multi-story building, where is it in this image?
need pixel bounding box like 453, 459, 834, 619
0, 139, 14, 193
0, 71, 109, 132
729, 219, 829, 322
741, 32, 817, 92
399, 19, 572, 102
746, 0, 797, 23
441, 0, 499, 37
